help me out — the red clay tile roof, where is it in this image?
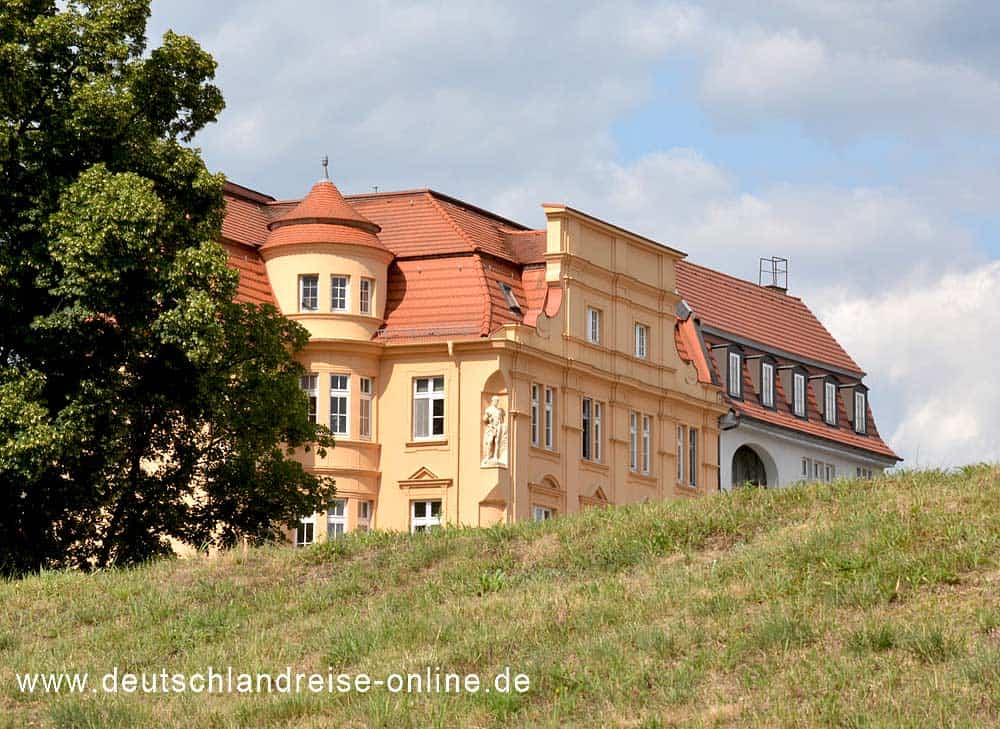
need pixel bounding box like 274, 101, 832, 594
223, 240, 276, 306
271, 180, 379, 232
261, 180, 388, 254
378, 255, 490, 341
505, 230, 547, 263
676, 260, 863, 375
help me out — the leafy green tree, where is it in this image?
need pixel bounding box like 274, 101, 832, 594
0, 0, 334, 574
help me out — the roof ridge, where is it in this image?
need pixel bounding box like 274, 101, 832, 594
677, 259, 805, 304
425, 190, 479, 253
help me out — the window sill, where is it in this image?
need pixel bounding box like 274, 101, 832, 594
530, 445, 561, 461
406, 438, 448, 449
629, 471, 657, 486
580, 459, 609, 473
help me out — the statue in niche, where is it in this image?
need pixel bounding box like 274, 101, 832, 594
481, 395, 508, 466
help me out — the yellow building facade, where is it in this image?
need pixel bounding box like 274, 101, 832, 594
222, 176, 726, 540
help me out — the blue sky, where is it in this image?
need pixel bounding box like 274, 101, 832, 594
150, 0, 1000, 467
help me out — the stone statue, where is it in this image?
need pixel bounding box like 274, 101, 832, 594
481, 395, 508, 466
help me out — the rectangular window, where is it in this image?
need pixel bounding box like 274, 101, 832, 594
793, 372, 806, 417
824, 381, 838, 425
411, 500, 441, 533
359, 277, 373, 315
641, 414, 651, 474
330, 275, 349, 312
413, 376, 445, 440
299, 274, 318, 312
761, 361, 775, 408
824, 464, 835, 482
813, 461, 821, 479
803, 457, 811, 478
586, 307, 602, 344
634, 323, 648, 358
327, 499, 347, 540
688, 428, 698, 487
629, 411, 639, 471
530, 384, 540, 447
359, 377, 373, 440
728, 352, 742, 398
593, 401, 602, 463
357, 500, 373, 532
544, 386, 554, 450
582, 397, 592, 460
329, 374, 349, 436
299, 373, 318, 423
295, 516, 314, 547
532, 506, 554, 522
854, 391, 867, 434
677, 425, 685, 482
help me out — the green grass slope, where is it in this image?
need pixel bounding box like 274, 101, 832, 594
3, 466, 1000, 728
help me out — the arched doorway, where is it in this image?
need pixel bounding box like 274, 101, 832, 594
732, 445, 768, 488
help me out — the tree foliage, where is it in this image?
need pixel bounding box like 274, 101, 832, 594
0, 1, 335, 574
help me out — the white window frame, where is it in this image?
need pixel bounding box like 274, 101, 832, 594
330, 275, 350, 312
359, 277, 373, 315
544, 386, 554, 450
761, 361, 775, 408
824, 381, 838, 425
582, 397, 592, 461
327, 499, 347, 540
634, 323, 648, 359
410, 500, 442, 533
728, 351, 742, 398
688, 428, 698, 487
329, 374, 350, 436
825, 464, 835, 482
359, 377, 373, 440
854, 390, 867, 434
300, 373, 318, 424
586, 307, 602, 345
641, 414, 651, 475
412, 376, 445, 440
802, 457, 811, 479
677, 425, 685, 482
629, 411, 639, 472
793, 372, 806, 417
530, 384, 540, 447
298, 274, 319, 312
295, 515, 315, 547
533, 505, 554, 522
357, 500, 373, 532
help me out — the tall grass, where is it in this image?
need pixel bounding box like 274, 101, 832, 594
2, 465, 998, 727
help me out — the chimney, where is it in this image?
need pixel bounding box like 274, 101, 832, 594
759, 256, 788, 294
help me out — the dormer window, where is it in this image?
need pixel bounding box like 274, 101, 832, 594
727, 350, 742, 398
498, 282, 522, 315
792, 370, 806, 417
299, 274, 319, 312
824, 379, 838, 426
761, 359, 775, 409
854, 389, 868, 434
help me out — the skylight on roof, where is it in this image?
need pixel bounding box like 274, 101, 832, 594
498, 282, 521, 315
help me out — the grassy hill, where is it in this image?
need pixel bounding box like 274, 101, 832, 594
3, 467, 1000, 728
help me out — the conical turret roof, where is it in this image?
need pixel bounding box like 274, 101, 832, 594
262, 178, 390, 254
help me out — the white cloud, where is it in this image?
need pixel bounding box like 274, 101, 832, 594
819, 261, 1000, 467
145, 0, 1000, 466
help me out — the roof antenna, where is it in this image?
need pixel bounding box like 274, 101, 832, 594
321, 155, 329, 180
371, 185, 379, 193
759, 256, 788, 293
